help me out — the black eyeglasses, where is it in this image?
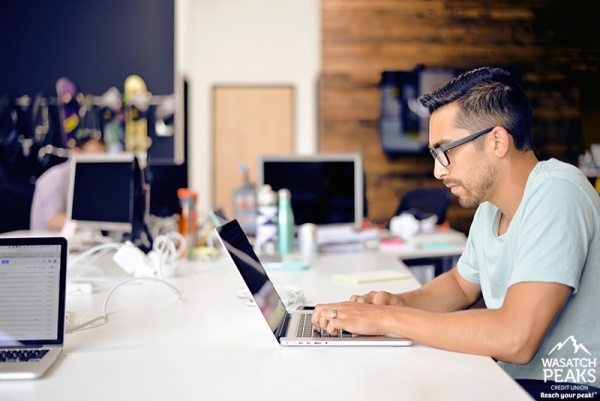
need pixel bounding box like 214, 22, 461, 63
429, 127, 494, 167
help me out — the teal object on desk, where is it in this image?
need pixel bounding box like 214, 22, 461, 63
277, 188, 295, 256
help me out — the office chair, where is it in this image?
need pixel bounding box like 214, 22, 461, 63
393, 187, 452, 225
392, 187, 453, 283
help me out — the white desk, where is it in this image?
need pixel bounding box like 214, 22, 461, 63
378, 228, 467, 281
0, 245, 531, 401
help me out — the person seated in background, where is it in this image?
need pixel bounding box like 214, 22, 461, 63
311, 67, 600, 395
30, 135, 106, 231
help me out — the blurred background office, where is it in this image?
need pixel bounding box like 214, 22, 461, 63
1, 0, 599, 236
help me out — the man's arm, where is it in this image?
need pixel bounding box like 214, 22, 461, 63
313, 276, 572, 364
46, 212, 67, 231
350, 267, 482, 312
392, 281, 571, 363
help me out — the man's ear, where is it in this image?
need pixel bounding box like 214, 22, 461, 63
492, 126, 510, 158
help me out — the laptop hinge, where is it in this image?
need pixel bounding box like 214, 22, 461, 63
275, 312, 291, 339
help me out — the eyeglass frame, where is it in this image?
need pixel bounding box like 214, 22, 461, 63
429, 127, 494, 167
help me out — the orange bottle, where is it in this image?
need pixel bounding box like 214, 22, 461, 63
177, 188, 198, 256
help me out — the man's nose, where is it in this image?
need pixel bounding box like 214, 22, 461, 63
433, 160, 448, 180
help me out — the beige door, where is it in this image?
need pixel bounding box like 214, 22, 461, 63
213, 86, 294, 217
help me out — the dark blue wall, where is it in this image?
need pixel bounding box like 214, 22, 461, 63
0, 0, 174, 97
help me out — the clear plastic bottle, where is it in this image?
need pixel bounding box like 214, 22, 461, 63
232, 163, 256, 234
254, 184, 278, 256
277, 188, 295, 256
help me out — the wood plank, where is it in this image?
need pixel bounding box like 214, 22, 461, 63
320, 0, 599, 231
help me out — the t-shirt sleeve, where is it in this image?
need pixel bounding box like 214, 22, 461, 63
508, 177, 593, 294
456, 203, 493, 286
30, 165, 70, 230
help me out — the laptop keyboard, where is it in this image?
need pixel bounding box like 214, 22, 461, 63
296, 313, 353, 338
0, 349, 49, 363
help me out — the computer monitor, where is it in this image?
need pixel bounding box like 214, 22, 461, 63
256, 153, 364, 229
66, 153, 138, 236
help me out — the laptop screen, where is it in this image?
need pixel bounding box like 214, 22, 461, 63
215, 220, 287, 333
0, 237, 67, 347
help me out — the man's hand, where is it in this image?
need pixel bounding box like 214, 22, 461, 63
349, 290, 405, 306
311, 301, 397, 336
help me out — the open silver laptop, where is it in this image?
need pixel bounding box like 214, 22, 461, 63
0, 236, 67, 380
215, 219, 412, 347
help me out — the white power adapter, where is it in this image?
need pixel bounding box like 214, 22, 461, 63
112, 240, 179, 277
112, 241, 155, 277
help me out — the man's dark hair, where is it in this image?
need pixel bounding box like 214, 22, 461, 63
74, 131, 103, 149
419, 67, 533, 151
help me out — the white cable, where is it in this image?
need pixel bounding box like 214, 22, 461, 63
150, 231, 185, 285
222, 240, 306, 309
154, 232, 186, 268
68, 242, 122, 267
66, 276, 184, 334
275, 284, 305, 309
236, 284, 304, 310
153, 231, 186, 260
68, 242, 123, 276
220, 238, 306, 309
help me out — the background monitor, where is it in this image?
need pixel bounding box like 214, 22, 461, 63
256, 153, 364, 229
67, 153, 138, 235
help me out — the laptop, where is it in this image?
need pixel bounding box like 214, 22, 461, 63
0, 236, 67, 380
215, 219, 413, 347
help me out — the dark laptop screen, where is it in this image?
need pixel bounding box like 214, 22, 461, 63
215, 220, 287, 333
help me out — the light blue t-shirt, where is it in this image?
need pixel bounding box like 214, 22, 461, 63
457, 159, 600, 387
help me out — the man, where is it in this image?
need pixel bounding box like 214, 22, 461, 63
312, 67, 600, 393
30, 135, 105, 231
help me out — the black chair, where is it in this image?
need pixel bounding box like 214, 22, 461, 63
394, 187, 452, 225
0, 182, 35, 233
393, 187, 453, 282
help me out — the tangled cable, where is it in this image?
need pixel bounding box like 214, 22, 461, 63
66, 276, 183, 334
65, 233, 186, 334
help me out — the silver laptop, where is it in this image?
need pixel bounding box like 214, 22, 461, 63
0, 236, 67, 380
215, 219, 412, 347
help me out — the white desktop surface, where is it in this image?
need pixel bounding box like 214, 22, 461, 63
0, 243, 531, 401
379, 228, 467, 260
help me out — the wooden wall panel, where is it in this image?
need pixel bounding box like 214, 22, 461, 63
320, 0, 600, 233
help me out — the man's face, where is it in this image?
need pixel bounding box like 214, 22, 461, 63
428, 104, 497, 208
80, 138, 106, 154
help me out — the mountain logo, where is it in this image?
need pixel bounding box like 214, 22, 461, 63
549, 336, 592, 356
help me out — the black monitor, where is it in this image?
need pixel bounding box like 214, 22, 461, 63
66, 153, 138, 235
256, 153, 365, 229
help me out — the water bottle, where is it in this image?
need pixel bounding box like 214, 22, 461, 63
254, 184, 278, 256
177, 188, 198, 259
299, 223, 317, 258
232, 163, 256, 234
277, 188, 295, 256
